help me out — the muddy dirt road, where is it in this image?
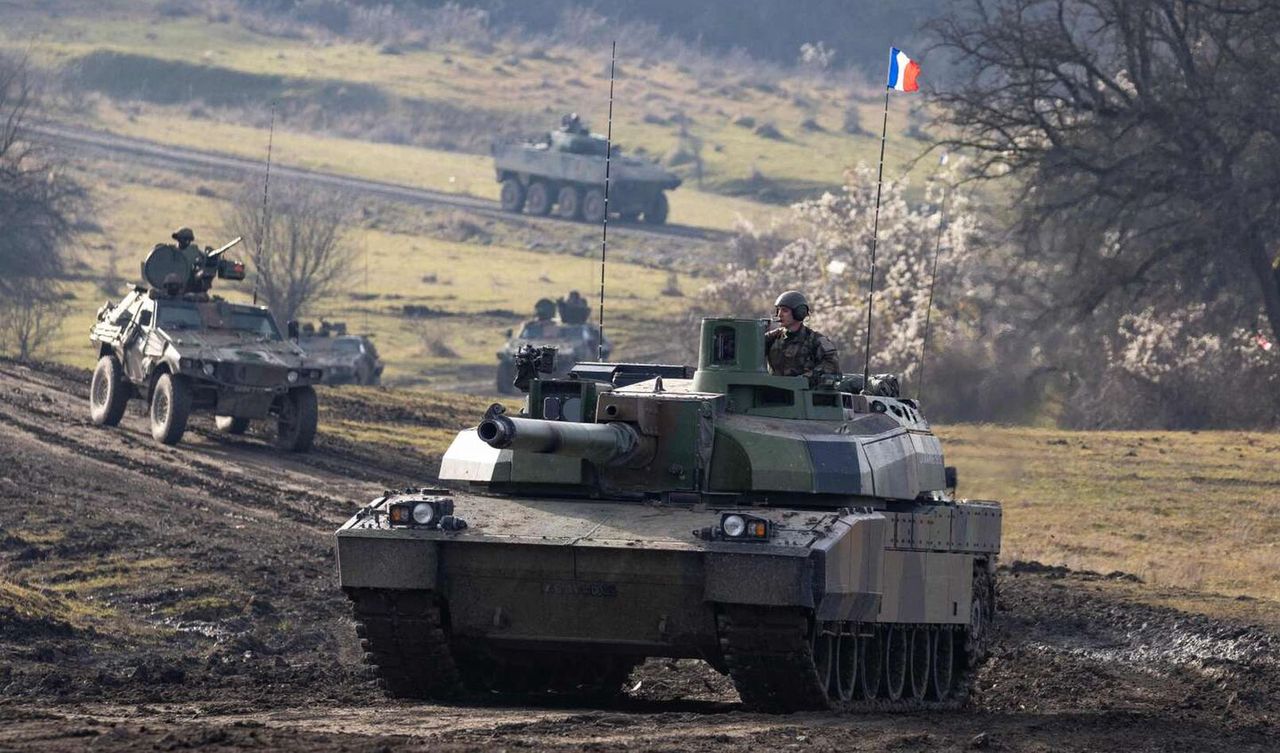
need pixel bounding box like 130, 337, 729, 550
0, 359, 1276, 751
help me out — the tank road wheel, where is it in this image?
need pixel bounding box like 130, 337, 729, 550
150, 372, 192, 445
931, 626, 957, 700
276, 386, 318, 453
833, 625, 858, 702
858, 627, 884, 700
89, 355, 130, 427
883, 625, 908, 701
643, 192, 669, 225
810, 620, 836, 698
215, 415, 250, 434
500, 178, 525, 213
525, 181, 552, 215
555, 185, 581, 220
580, 187, 607, 225
908, 626, 931, 701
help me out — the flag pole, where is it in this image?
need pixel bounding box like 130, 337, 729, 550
861, 86, 891, 391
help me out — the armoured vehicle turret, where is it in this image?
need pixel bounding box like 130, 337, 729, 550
495, 293, 610, 394
493, 115, 681, 225
337, 317, 1001, 712
89, 235, 322, 451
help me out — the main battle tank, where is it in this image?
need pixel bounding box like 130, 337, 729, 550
336, 317, 1001, 712
493, 116, 681, 225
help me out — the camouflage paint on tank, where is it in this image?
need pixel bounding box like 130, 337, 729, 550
338, 316, 1003, 712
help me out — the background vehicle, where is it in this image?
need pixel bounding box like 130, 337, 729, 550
337, 316, 1002, 712
493, 118, 681, 225
496, 294, 610, 393
88, 239, 322, 451
299, 321, 384, 386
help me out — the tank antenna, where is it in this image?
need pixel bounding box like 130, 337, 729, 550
253, 101, 276, 307
917, 157, 951, 403
860, 87, 891, 391
597, 40, 616, 361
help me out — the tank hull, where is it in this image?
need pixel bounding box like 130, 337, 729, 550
337, 492, 1000, 711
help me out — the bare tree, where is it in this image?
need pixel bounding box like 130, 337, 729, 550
930, 0, 1280, 342
224, 179, 354, 325
0, 287, 66, 361
0, 52, 84, 301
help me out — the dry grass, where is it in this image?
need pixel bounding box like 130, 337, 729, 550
939, 424, 1280, 606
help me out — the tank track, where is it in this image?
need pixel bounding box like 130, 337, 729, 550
717, 566, 995, 713
347, 588, 638, 700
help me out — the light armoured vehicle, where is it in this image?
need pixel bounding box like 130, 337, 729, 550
496, 294, 610, 394
89, 236, 322, 451
493, 116, 681, 225
299, 321, 384, 386
336, 317, 1002, 712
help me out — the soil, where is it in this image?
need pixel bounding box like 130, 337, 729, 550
0, 358, 1276, 752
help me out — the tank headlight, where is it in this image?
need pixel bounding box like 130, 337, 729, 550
719, 512, 771, 541
287, 370, 299, 383
411, 502, 436, 526
385, 491, 458, 529
722, 514, 746, 538
202, 362, 216, 376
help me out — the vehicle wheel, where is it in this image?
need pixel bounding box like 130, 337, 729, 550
499, 178, 525, 212
150, 372, 192, 445
644, 192, 669, 225
581, 187, 607, 224
525, 182, 552, 215
555, 185, 581, 219
215, 415, 251, 434
495, 360, 515, 394
276, 386, 318, 453
89, 355, 130, 427
355, 363, 373, 386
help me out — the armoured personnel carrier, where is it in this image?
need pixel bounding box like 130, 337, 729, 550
337, 317, 1001, 712
496, 293, 610, 394
89, 234, 323, 451
298, 321, 384, 386
493, 115, 681, 225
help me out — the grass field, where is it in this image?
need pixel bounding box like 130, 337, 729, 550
4, 0, 939, 215
49, 158, 690, 386
942, 424, 1280, 614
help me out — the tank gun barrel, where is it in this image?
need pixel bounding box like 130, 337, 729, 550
477, 415, 653, 468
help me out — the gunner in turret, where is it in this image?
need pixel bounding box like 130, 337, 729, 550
765, 290, 840, 386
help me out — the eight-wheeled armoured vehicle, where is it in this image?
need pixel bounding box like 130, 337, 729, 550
493, 116, 681, 225
337, 316, 1001, 712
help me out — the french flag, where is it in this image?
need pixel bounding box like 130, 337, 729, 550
886, 47, 921, 92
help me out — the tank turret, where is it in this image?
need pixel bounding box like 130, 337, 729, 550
338, 315, 1002, 713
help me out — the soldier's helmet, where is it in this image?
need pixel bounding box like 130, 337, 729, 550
171, 227, 195, 245
774, 290, 810, 321
534, 298, 556, 321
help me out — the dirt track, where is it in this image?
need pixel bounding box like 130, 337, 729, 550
1, 358, 1276, 751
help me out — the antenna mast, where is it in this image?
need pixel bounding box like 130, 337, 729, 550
253, 102, 276, 306
917, 164, 951, 402
861, 88, 891, 390
597, 41, 616, 361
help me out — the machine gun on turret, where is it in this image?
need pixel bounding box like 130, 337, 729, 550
141, 236, 245, 298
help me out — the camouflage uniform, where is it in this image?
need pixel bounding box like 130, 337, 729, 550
765, 325, 840, 385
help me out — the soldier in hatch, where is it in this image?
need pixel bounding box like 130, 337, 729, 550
765, 290, 840, 387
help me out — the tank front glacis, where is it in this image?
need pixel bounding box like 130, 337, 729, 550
492, 116, 682, 225
339, 317, 1002, 712
88, 238, 322, 451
